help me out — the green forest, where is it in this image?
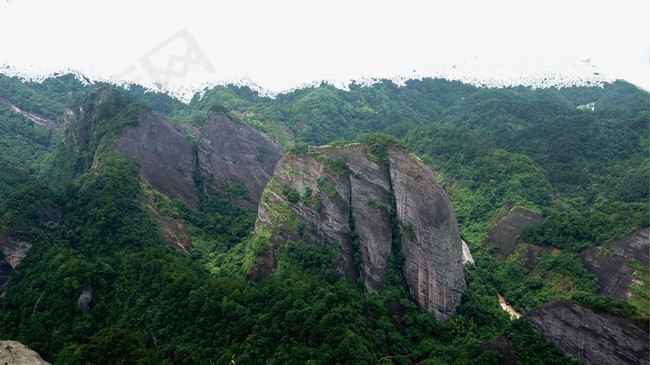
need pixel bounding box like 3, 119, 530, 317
0, 73, 647, 364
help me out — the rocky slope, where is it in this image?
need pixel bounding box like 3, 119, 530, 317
116, 110, 199, 207
198, 113, 285, 210
581, 227, 649, 300
485, 204, 544, 257
0, 341, 50, 365
255, 143, 465, 319
524, 301, 649, 365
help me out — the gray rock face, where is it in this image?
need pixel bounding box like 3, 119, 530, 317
581, 227, 649, 300
524, 301, 649, 365
0, 341, 50, 365
256, 147, 358, 279
486, 204, 544, 257
388, 148, 465, 319
256, 144, 465, 319
461, 240, 474, 266
323, 144, 392, 293
77, 287, 93, 313
198, 113, 285, 211
115, 110, 199, 208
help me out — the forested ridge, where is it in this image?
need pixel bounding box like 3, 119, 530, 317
0, 73, 647, 364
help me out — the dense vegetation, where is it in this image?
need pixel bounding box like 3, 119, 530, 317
0, 74, 647, 364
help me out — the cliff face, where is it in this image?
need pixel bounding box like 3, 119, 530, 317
524, 301, 649, 365
581, 227, 649, 300
388, 148, 465, 317
485, 204, 544, 257
116, 110, 199, 208
0, 341, 50, 365
198, 113, 285, 211
255, 144, 465, 319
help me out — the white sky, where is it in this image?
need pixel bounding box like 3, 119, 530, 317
0, 0, 649, 95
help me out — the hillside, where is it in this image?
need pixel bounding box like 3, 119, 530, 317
0, 73, 647, 364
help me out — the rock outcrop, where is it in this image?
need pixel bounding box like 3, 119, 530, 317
581, 227, 649, 300
198, 113, 285, 211
486, 204, 544, 257
77, 287, 92, 313
388, 148, 465, 317
0, 206, 60, 297
0, 341, 50, 365
116, 110, 199, 208
524, 301, 649, 365
255, 143, 465, 319
461, 240, 475, 266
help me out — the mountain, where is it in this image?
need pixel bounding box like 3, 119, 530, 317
252, 139, 465, 319
0, 73, 647, 364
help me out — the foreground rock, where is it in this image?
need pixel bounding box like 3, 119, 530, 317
486, 204, 544, 257
524, 301, 649, 365
255, 143, 465, 319
581, 227, 649, 300
0, 341, 50, 365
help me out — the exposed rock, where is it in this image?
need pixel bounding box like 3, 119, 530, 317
486, 204, 544, 257
522, 243, 544, 271
0, 341, 50, 365
388, 148, 465, 319
524, 301, 649, 365
256, 146, 358, 280
0, 233, 32, 269
323, 144, 393, 293
581, 227, 649, 300
142, 188, 192, 253
256, 144, 465, 319
77, 287, 92, 313
115, 110, 199, 208
0, 205, 60, 297
461, 239, 474, 266
198, 113, 285, 211
0, 97, 58, 130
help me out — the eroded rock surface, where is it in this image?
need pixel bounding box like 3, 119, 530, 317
115, 110, 199, 208
524, 301, 649, 365
256, 144, 465, 319
486, 204, 544, 257
77, 287, 92, 313
388, 148, 465, 318
0, 341, 50, 365
199, 113, 285, 211
581, 227, 649, 300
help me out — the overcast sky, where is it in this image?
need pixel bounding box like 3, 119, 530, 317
0, 0, 648, 95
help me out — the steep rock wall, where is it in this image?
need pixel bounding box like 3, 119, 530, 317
524, 301, 649, 365
256, 144, 465, 319
388, 148, 466, 319
581, 227, 649, 300
198, 113, 285, 211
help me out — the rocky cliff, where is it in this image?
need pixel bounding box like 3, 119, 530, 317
485, 204, 544, 257
524, 301, 649, 365
581, 227, 649, 300
255, 143, 465, 319
116, 110, 199, 207
0, 341, 50, 365
198, 113, 285, 211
